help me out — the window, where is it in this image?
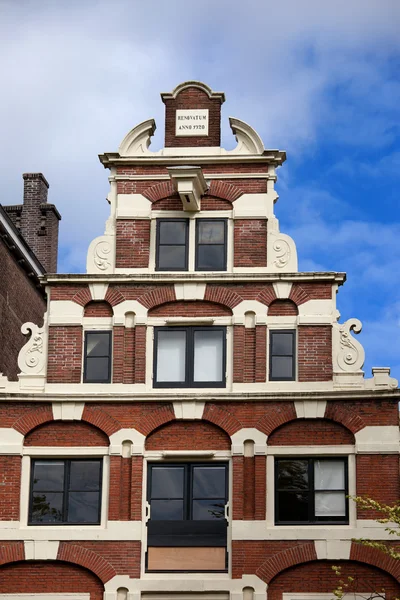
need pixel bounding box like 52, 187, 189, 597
195, 219, 227, 271
153, 326, 226, 388
269, 329, 296, 381
156, 219, 189, 271
29, 459, 102, 525
155, 218, 227, 272
275, 457, 348, 524
83, 331, 112, 383
147, 463, 228, 547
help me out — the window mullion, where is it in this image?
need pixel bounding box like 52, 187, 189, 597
309, 459, 315, 522
64, 460, 70, 524
187, 327, 194, 386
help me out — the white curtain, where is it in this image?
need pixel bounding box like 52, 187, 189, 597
156, 331, 186, 382
193, 330, 223, 382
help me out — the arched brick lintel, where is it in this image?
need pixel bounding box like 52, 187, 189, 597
56, 542, 115, 583
202, 404, 242, 436
256, 542, 317, 583
139, 405, 176, 436
325, 402, 366, 434
0, 542, 25, 566
257, 404, 297, 436
13, 406, 54, 436
350, 541, 400, 582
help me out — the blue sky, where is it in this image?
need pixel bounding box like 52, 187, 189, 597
0, 0, 399, 380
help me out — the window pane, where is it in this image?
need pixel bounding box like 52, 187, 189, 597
198, 221, 225, 244
86, 333, 110, 357
85, 357, 110, 382
277, 460, 308, 490
277, 491, 309, 522
32, 461, 65, 491
151, 499, 184, 520
67, 491, 100, 523
158, 246, 187, 270
193, 466, 226, 498
156, 331, 186, 382
193, 330, 224, 382
271, 356, 293, 379
314, 460, 345, 490
151, 467, 184, 499
69, 461, 101, 491
315, 491, 346, 516
192, 499, 225, 520
31, 492, 63, 522
159, 221, 187, 244
197, 245, 225, 270
271, 333, 293, 355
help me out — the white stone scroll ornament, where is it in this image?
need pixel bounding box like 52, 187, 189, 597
334, 318, 365, 372
18, 321, 47, 375
86, 235, 115, 274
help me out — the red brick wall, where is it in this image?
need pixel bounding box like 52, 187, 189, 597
84, 301, 113, 317
112, 325, 146, 384
0, 238, 46, 380
116, 220, 150, 268
145, 420, 231, 450
327, 399, 398, 427
298, 325, 333, 381
0, 456, 21, 520
149, 300, 232, 317
290, 282, 333, 304
356, 454, 400, 517
25, 421, 109, 446
268, 300, 298, 316
163, 86, 222, 147
268, 418, 354, 445
234, 325, 266, 383
0, 562, 104, 600
233, 455, 266, 520
232, 540, 316, 579
108, 455, 143, 520
268, 560, 400, 599
234, 220, 267, 267
58, 541, 141, 578
47, 326, 83, 383
50, 284, 91, 304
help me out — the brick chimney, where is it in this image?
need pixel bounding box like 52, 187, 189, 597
161, 81, 225, 148
19, 173, 61, 273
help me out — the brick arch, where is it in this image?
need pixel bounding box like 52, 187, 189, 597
256, 403, 297, 436
0, 542, 24, 566
204, 285, 243, 309
267, 299, 298, 316
325, 402, 366, 434
206, 180, 243, 202
148, 300, 232, 317
57, 543, 115, 583
350, 541, 400, 582
256, 542, 317, 583
72, 287, 92, 307
84, 300, 113, 317
138, 404, 176, 436
137, 286, 176, 310
24, 420, 110, 447
268, 418, 355, 445
13, 406, 54, 435
142, 180, 175, 203
202, 404, 242, 436
105, 287, 126, 307
82, 406, 122, 436
146, 419, 231, 450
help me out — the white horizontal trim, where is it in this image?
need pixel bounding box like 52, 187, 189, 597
23, 447, 109, 456
231, 520, 394, 540
0, 596, 89, 600
266, 445, 355, 455
113, 173, 271, 181
162, 451, 215, 458
164, 318, 215, 325
1, 521, 142, 541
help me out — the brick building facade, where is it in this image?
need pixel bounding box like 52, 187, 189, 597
0, 174, 60, 380
0, 82, 399, 598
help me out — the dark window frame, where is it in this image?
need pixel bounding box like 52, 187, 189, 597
269, 329, 296, 381
83, 330, 112, 384
28, 458, 103, 526
155, 218, 189, 272
146, 462, 229, 570
153, 326, 227, 388
195, 218, 228, 272
274, 456, 349, 525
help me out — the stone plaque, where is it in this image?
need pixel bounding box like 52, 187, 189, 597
175, 109, 209, 136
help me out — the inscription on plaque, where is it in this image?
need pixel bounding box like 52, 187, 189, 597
176, 109, 209, 136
